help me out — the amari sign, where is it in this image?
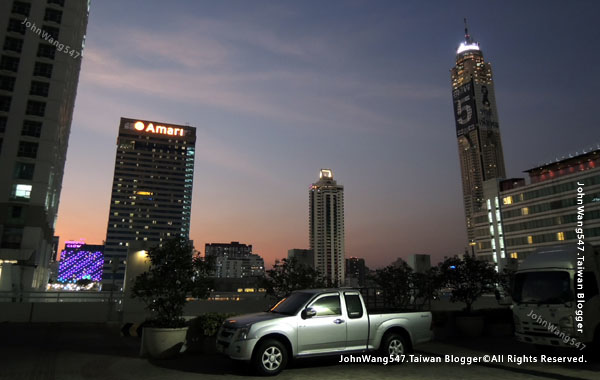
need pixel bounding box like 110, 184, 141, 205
132, 121, 185, 137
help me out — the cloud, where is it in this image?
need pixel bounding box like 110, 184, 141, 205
79, 16, 446, 137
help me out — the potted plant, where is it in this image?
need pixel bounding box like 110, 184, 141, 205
439, 254, 498, 337
132, 238, 213, 359
187, 313, 237, 354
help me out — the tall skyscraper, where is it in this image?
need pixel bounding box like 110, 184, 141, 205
451, 20, 506, 244
0, 1, 89, 291
103, 118, 196, 290
309, 169, 345, 285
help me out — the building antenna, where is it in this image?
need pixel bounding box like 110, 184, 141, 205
464, 17, 472, 44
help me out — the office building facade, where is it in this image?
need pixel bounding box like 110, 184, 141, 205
206, 242, 264, 278
309, 169, 345, 285
407, 254, 431, 274
287, 248, 314, 268
451, 21, 506, 244
57, 240, 103, 284
473, 149, 600, 270
345, 257, 366, 287
0, 0, 89, 290
205, 241, 252, 257
103, 118, 196, 289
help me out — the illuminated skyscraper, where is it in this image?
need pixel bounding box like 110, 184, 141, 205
57, 240, 104, 284
451, 20, 506, 244
103, 118, 196, 290
309, 169, 345, 285
0, 1, 89, 290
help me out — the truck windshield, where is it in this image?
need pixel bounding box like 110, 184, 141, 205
513, 271, 573, 304
270, 292, 314, 315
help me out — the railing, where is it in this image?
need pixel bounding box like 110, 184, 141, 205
359, 287, 430, 312
0, 291, 123, 303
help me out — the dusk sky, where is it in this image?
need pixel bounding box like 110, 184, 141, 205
54, 0, 600, 269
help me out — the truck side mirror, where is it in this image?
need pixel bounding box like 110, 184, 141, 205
302, 307, 317, 319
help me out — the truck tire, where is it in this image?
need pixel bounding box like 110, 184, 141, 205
380, 332, 409, 359
252, 339, 288, 376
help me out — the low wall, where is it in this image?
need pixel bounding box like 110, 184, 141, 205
1, 298, 274, 323
0, 302, 111, 323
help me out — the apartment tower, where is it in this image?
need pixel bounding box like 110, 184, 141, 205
309, 169, 345, 285
0, 0, 89, 290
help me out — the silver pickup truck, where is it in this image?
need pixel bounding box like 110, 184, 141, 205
216, 288, 433, 375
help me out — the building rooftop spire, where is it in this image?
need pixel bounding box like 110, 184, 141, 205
457, 17, 480, 54
464, 18, 472, 44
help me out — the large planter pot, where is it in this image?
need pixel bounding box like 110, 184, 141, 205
140, 327, 189, 359
455, 315, 484, 337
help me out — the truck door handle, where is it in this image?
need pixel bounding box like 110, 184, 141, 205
334, 319, 345, 324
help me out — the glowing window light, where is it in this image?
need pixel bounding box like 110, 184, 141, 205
14, 184, 32, 199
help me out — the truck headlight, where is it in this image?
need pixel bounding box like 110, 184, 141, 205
237, 326, 250, 341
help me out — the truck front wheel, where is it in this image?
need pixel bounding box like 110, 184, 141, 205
252, 339, 288, 376
380, 332, 408, 359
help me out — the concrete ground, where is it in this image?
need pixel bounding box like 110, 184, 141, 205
0, 323, 598, 380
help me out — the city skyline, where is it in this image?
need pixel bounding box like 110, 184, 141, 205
53, 1, 600, 269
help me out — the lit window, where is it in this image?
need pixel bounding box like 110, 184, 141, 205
557, 232, 565, 241
12, 184, 32, 199
510, 252, 518, 259
502, 196, 513, 205
521, 207, 529, 215
527, 236, 533, 244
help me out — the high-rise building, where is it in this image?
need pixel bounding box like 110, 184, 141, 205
57, 240, 104, 284
309, 169, 345, 285
451, 20, 506, 245
103, 118, 196, 290
0, 1, 89, 291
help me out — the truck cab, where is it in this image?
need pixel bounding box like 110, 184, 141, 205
512, 243, 600, 350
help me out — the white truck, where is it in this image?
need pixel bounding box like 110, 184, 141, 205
511, 243, 600, 350
216, 288, 433, 375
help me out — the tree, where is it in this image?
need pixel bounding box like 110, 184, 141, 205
262, 257, 325, 299
371, 261, 413, 309
132, 238, 213, 328
411, 266, 444, 310
439, 254, 499, 313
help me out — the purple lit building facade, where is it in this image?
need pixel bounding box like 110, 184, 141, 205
57, 240, 104, 283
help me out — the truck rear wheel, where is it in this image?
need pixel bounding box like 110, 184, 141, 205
380, 332, 409, 359
252, 339, 288, 376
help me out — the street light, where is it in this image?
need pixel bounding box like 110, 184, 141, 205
469, 241, 476, 257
